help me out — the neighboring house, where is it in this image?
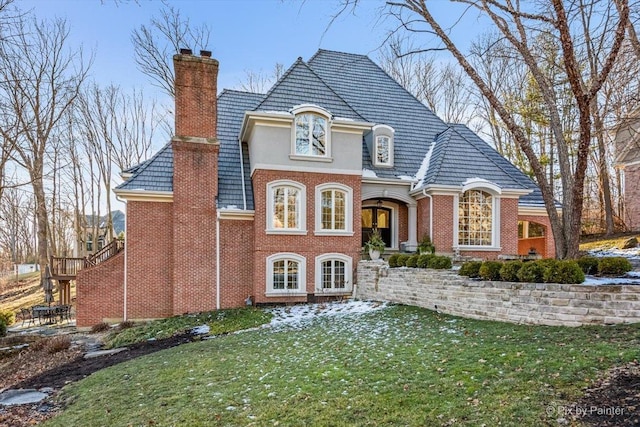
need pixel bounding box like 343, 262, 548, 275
75, 49, 555, 326
75, 210, 125, 256
615, 111, 640, 231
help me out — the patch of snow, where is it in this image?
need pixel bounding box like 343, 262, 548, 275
587, 248, 640, 259
415, 142, 435, 188
362, 168, 377, 178
334, 116, 355, 122
268, 300, 388, 329
581, 276, 640, 286
397, 175, 416, 182
191, 324, 210, 335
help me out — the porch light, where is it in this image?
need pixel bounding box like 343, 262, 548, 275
376, 199, 383, 208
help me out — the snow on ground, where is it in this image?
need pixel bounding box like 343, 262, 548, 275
582, 275, 640, 286
267, 300, 388, 329
588, 247, 640, 259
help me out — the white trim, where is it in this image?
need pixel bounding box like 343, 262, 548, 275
518, 206, 553, 216
372, 125, 395, 168
288, 154, 334, 163
362, 200, 399, 250
315, 183, 353, 234
361, 186, 416, 206
216, 211, 220, 310
114, 189, 173, 202
252, 163, 361, 176
362, 177, 413, 186
266, 180, 307, 233
219, 209, 255, 220
238, 138, 248, 210
314, 253, 353, 294
291, 104, 332, 117
266, 253, 307, 295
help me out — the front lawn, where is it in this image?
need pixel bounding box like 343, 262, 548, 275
45, 305, 639, 426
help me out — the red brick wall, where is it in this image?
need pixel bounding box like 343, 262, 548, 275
126, 201, 173, 320
219, 219, 254, 308
500, 198, 519, 254
251, 170, 362, 304
397, 204, 408, 245
173, 53, 218, 139
417, 197, 431, 242
431, 195, 455, 253
624, 164, 640, 231
76, 251, 124, 327
172, 140, 218, 315
518, 214, 556, 259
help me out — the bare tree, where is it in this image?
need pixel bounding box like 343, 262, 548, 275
374, 0, 630, 258
0, 15, 89, 275
238, 63, 285, 94
132, 4, 210, 98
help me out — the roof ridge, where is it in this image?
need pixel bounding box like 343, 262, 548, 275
254, 57, 305, 111
426, 128, 455, 184
220, 88, 265, 97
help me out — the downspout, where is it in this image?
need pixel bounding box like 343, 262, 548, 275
216, 209, 221, 310
238, 139, 247, 211
422, 189, 433, 241
116, 194, 127, 321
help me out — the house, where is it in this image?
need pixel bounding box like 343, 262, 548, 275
75, 210, 125, 256
75, 49, 555, 326
614, 111, 640, 230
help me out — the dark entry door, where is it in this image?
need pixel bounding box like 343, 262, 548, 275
362, 207, 392, 248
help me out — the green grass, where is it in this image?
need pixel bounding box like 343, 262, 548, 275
104, 308, 273, 349
44, 305, 640, 427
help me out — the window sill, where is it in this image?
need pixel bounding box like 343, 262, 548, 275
314, 230, 354, 236
265, 291, 307, 297
266, 230, 308, 235
314, 290, 352, 295
372, 162, 393, 168
289, 154, 333, 163
456, 246, 502, 252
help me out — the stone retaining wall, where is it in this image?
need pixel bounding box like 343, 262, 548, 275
356, 261, 640, 326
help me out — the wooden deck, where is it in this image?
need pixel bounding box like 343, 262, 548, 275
50, 239, 124, 280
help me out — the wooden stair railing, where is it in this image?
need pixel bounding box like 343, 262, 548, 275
49, 238, 125, 279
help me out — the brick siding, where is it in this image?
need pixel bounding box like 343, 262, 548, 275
624, 163, 640, 231
76, 251, 124, 327
219, 219, 254, 308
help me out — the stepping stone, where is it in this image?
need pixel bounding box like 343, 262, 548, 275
0, 389, 48, 406
84, 347, 128, 359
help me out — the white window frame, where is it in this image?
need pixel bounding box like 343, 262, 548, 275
290, 105, 332, 160
372, 124, 394, 168
266, 253, 307, 296
266, 180, 307, 235
314, 183, 353, 236
315, 253, 352, 294
453, 186, 501, 251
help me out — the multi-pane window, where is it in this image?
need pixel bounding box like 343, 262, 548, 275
458, 190, 493, 246
272, 259, 300, 291
321, 189, 346, 230
376, 135, 391, 165
272, 186, 300, 229
322, 259, 346, 290
295, 113, 327, 156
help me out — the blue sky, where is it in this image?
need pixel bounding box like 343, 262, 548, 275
22, 0, 481, 97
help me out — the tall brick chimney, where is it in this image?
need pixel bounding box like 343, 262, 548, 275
171, 50, 219, 315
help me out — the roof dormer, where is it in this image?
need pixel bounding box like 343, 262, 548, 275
370, 124, 394, 168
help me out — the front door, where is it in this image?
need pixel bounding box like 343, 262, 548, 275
362, 207, 392, 248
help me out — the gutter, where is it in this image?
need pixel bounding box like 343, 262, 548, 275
115, 194, 127, 321
238, 138, 247, 211
216, 209, 221, 310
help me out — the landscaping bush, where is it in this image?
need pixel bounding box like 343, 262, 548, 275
458, 261, 482, 278
500, 261, 523, 282
46, 335, 71, 354
598, 257, 633, 276
577, 256, 599, 275
395, 254, 411, 267
540, 259, 560, 283
0, 309, 16, 327
478, 261, 503, 281
388, 254, 400, 268
0, 318, 6, 338
417, 254, 433, 268
117, 320, 136, 331
91, 322, 111, 333
517, 261, 546, 283
406, 255, 419, 268
428, 255, 452, 270
543, 260, 585, 284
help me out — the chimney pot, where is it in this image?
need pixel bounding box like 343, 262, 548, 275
180, 48, 193, 55
200, 50, 212, 58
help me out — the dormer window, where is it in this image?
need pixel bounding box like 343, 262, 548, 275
290, 105, 332, 160
295, 113, 327, 156
371, 124, 394, 167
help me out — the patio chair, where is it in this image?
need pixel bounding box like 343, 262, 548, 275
20, 308, 34, 327
57, 305, 72, 323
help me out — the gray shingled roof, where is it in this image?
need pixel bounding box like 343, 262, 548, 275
116, 142, 173, 192
120, 49, 547, 209
218, 90, 263, 209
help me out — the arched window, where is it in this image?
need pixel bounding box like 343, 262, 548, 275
372, 124, 394, 167
267, 180, 306, 233
267, 253, 306, 295
315, 183, 353, 235
315, 254, 352, 293
458, 189, 494, 246
295, 113, 327, 156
